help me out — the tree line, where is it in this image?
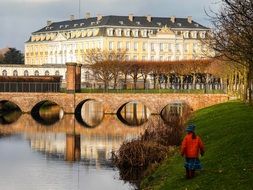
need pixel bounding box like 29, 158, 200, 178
85, 49, 244, 94
0, 48, 24, 64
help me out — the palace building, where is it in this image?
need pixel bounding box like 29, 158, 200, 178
25, 14, 213, 65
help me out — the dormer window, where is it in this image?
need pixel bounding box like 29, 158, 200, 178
136, 21, 141, 25
157, 22, 161, 26
65, 25, 69, 28
80, 23, 84, 26
107, 28, 114, 36
191, 31, 197, 38
124, 29, 130, 37
74, 24, 78, 27
177, 23, 182, 27
132, 29, 139, 37
184, 31, 189, 38
116, 29, 122, 36
91, 22, 95, 25
194, 23, 199, 27
200, 31, 206, 39
59, 25, 63, 29
141, 30, 147, 37
119, 21, 124, 25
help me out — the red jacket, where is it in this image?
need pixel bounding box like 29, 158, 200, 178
181, 133, 204, 158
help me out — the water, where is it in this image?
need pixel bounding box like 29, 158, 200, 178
0, 101, 184, 190
0, 113, 145, 190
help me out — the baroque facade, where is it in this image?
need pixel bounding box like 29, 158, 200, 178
25, 14, 212, 65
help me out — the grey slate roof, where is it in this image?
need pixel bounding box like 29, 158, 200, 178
33, 15, 209, 34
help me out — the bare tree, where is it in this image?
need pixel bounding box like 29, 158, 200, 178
209, 0, 253, 103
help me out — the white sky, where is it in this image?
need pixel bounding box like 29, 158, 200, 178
0, 0, 221, 51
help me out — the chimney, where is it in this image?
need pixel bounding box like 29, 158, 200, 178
47, 20, 52, 26
187, 16, 192, 23
85, 12, 91, 19
97, 14, 102, 21
146, 15, 152, 22
128, 13, 134, 22
70, 15, 75, 21
170, 16, 175, 23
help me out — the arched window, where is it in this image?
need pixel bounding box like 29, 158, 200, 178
55, 70, 60, 76
34, 70, 39, 76
13, 70, 18, 76
45, 70, 49, 76
24, 70, 29, 76
2, 70, 7, 76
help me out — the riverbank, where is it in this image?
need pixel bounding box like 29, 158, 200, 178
141, 101, 253, 189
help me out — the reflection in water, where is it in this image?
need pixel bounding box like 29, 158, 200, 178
76, 100, 104, 128
31, 101, 64, 125
161, 102, 184, 123
0, 113, 145, 190
118, 101, 151, 126
0, 101, 22, 124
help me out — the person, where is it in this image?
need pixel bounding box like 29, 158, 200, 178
181, 124, 204, 179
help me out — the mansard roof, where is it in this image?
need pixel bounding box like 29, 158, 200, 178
33, 15, 209, 34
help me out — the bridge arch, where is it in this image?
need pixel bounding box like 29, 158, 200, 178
116, 101, 151, 126
31, 100, 64, 125
75, 99, 104, 128
0, 100, 22, 124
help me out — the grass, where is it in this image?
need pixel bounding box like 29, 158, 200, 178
141, 101, 253, 190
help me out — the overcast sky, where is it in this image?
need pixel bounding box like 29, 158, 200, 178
0, 0, 221, 51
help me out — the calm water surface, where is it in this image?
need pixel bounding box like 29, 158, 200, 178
0, 113, 146, 190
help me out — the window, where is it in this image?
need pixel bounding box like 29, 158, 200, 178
191, 31, 197, 38
116, 29, 122, 36
133, 55, 137, 60
184, 31, 189, 38
151, 56, 154, 61
45, 70, 49, 76
184, 44, 188, 52
126, 42, 130, 51
117, 42, 122, 50
2, 70, 7, 76
151, 43, 155, 51
142, 42, 147, 51
159, 43, 163, 51
13, 70, 18, 76
107, 28, 113, 36
55, 70, 60, 76
24, 70, 29, 76
142, 56, 146, 61
132, 29, 139, 37
109, 41, 114, 50
159, 56, 163, 61
141, 30, 147, 37
168, 43, 172, 51
34, 70, 39, 76
85, 71, 90, 81
124, 29, 130, 37
125, 55, 130, 61
134, 42, 138, 51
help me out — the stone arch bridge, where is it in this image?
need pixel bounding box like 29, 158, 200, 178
0, 92, 228, 114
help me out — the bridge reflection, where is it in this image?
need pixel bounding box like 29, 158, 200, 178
0, 114, 145, 167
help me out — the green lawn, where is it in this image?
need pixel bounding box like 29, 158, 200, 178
141, 101, 253, 190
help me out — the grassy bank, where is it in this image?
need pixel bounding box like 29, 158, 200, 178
141, 101, 253, 190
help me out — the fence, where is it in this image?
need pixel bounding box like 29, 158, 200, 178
0, 82, 61, 92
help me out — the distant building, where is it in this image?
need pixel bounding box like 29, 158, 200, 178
0, 14, 214, 88
25, 14, 213, 65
